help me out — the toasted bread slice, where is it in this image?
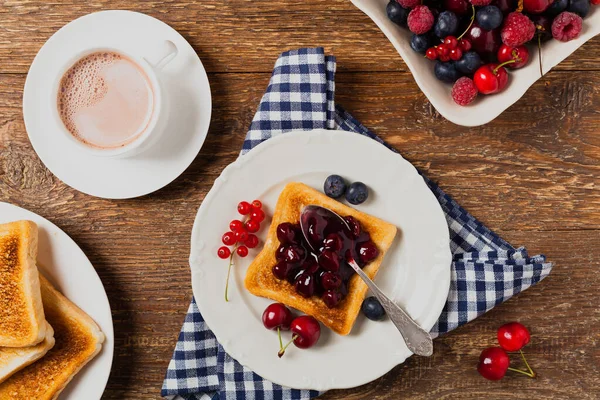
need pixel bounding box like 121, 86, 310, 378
0, 322, 55, 385
245, 182, 397, 335
0, 274, 104, 399
0, 220, 46, 347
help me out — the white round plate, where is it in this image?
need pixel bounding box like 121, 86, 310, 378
0, 202, 114, 399
190, 129, 451, 391
23, 10, 211, 199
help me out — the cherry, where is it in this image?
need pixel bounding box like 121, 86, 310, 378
236, 245, 249, 257
245, 234, 259, 249
277, 222, 298, 245
444, 36, 458, 48
278, 316, 321, 357
425, 47, 438, 60
497, 44, 529, 69
283, 245, 306, 264
496, 0, 516, 14
250, 209, 265, 222
465, 23, 502, 57
294, 273, 315, 297
237, 201, 252, 215
321, 271, 342, 290
523, 0, 552, 14
262, 303, 293, 330
357, 241, 379, 264
322, 290, 341, 308
459, 39, 472, 51
217, 246, 231, 259
235, 229, 249, 243
318, 249, 340, 272
444, 0, 469, 14
222, 231, 236, 246
252, 200, 263, 210
230, 219, 244, 232
497, 322, 531, 352
245, 219, 260, 233
323, 233, 343, 252
473, 62, 510, 95
272, 261, 291, 279
449, 47, 463, 61
477, 347, 510, 380
343, 216, 361, 239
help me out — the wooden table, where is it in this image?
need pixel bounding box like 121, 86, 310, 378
1, 1, 599, 398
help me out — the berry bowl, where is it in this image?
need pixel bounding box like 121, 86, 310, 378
351, 0, 600, 126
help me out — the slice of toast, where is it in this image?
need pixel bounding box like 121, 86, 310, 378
245, 182, 397, 335
0, 274, 105, 400
0, 322, 55, 384
0, 220, 47, 347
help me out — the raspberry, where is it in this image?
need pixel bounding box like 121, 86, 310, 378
469, 0, 493, 5
501, 12, 535, 47
452, 77, 478, 106
551, 12, 583, 42
407, 5, 434, 34
396, 0, 421, 8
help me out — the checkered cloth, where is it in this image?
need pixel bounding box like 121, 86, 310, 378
162, 48, 553, 400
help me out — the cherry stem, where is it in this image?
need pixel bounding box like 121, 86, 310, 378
456, 5, 475, 41
224, 243, 239, 302
537, 32, 543, 78
507, 367, 536, 378
277, 327, 283, 351
278, 334, 298, 358
520, 349, 536, 377
493, 59, 516, 74
517, 0, 524, 12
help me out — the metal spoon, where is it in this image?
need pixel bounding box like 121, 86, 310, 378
299, 205, 433, 357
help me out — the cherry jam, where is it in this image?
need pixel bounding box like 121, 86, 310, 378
272, 208, 379, 308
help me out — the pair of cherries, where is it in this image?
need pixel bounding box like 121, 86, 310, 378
478, 322, 536, 380
262, 303, 321, 357
474, 45, 529, 95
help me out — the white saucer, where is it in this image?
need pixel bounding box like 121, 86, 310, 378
190, 129, 451, 391
0, 202, 114, 399
23, 10, 211, 199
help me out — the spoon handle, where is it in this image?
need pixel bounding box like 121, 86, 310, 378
348, 260, 433, 357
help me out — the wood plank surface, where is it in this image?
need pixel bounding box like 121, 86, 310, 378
0, 1, 599, 399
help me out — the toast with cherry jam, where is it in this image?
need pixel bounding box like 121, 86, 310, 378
244, 182, 397, 335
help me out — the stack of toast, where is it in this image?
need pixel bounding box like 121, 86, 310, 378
0, 220, 104, 399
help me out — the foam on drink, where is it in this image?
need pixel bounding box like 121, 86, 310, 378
57, 51, 154, 149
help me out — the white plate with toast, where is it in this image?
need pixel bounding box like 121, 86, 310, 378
190, 129, 451, 391
0, 202, 113, 399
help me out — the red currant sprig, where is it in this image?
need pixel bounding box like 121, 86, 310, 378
218, 200, 266, 301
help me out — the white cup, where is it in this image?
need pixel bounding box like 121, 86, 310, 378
52, 41, 178, 158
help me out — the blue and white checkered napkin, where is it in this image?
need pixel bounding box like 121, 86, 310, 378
162, 48, 553, 400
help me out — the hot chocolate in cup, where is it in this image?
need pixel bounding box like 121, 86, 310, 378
53, 41, 178, 158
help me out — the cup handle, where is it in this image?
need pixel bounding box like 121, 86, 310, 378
144, 40, 178, 71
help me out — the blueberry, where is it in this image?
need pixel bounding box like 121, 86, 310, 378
345, 182, 369, 205
568, 0, 590, 17
476, 6, 503, 31
434, 61, 461, 83
546, 0, 568, 16
410, 33, 431, 54
386, 0, 409, 27
361, 296, 385, 321
434, 11, 458, 38
455, 51, 482, 74
324, 175, 346, 199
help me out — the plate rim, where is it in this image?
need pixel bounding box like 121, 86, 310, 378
0, 201, 114, 399
190, 129, 451, 390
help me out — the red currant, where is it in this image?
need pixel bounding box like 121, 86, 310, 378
425, 47, 438, 60
230, 220, 244, 232
251, 200, 262, 209
235, 230, 249, 242
245, 234, 259, 248
245, 219, 260, 233
237, 245, 249, 257
250, 209, 265, 222
237, 201, 252, 215
222, 231, 236, 246
459, 39, 472, 52
497, 322, 531, 352
444, 36, 458, 48
217, 246, 231, 259
437, 44, 449, 57
449, 47, 463, 61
